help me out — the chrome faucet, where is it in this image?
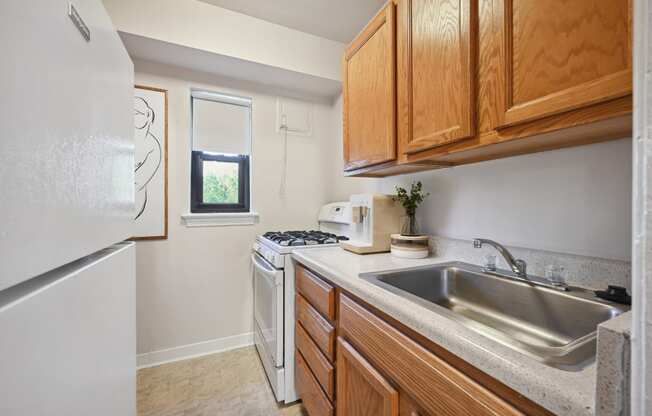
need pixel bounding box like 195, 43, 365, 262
472, 238, 568, 291
473, 238, 527, 277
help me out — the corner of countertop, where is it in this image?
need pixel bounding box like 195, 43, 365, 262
595, 311, 631, 416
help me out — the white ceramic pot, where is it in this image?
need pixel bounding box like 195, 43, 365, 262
390, 234, 429, 259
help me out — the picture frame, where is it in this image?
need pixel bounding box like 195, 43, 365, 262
132, 85, 168, 240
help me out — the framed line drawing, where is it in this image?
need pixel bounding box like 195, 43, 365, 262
133, 85, 168, 240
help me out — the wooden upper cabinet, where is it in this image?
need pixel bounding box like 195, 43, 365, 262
497, 0, 632, 127
396, 0, 476, 156
337, 337, 399, 416
343, 2, 397, 171
342, 0, 632, 176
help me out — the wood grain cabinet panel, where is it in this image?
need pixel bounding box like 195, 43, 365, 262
338, 294, 523, 416
296, 265, 336, 321
296, 322, 335, 401
296, 350, 334, 416
296, 294, 336, 362
396, 0, 476, 155
497, 0, 632, 127
343, 2, 397, 171
337, 337, 399, 416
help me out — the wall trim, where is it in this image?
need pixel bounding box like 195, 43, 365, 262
137, 332, 254, 369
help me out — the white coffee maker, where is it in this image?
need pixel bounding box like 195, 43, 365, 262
341, 194, 402, 254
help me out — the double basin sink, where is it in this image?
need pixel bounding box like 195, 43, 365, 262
361, 262, 627, 370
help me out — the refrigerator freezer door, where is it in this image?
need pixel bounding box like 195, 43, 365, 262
0, 0, 135, 291
0, 242, 136, 416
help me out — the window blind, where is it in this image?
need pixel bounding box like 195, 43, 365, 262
191, 90, 251, 156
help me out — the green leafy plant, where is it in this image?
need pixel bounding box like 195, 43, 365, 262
203, 173, 238, 204
392, 181, 429, 216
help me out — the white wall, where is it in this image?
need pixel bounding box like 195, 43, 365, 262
327, 96, 632, 261
103, 0, 344, 82
134, 60, 333, 355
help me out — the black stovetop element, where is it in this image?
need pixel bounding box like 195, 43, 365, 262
262, 230, 349, 247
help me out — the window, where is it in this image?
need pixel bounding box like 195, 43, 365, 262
190, 90, 251, 213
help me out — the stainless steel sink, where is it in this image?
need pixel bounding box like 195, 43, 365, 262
361, 262, 628, 370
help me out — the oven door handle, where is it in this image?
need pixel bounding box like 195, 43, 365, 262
251, 253, 282, 286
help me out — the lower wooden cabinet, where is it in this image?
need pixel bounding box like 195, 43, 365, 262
295, 267, 338, 414
295, 265, 553, 416
337, 294, 524, 416
337, 337, 399, 416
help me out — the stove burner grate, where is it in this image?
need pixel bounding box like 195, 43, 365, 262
263, 230, 349, 247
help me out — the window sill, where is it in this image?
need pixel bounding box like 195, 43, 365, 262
181, 212, 259, 227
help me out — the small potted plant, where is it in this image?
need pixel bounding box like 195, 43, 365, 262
393, 181, 429, 236
391, 181, 430, 258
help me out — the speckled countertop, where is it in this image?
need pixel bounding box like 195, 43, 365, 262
292, 247, 602, 416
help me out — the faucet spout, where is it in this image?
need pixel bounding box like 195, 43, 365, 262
473, 238, 527, 277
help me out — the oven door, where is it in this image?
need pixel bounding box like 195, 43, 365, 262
252, 252, 284, 367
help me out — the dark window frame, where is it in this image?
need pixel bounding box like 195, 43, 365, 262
190, 150, 250, 213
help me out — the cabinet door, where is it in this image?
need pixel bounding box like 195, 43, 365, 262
337, 337, 399, 416
338, 294, 524, 416
397, 0, 476, 156
498, 0, 632, 127
343, 2, 396, 171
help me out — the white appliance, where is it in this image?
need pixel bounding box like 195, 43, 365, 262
341, 194, 403, 254
0, 1, 136, 415
252, 202, 351, 403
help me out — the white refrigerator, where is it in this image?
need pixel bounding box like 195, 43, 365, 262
0, 0, 136, 415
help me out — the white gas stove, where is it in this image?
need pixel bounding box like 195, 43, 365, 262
254, 230, 347, 266
251, 202, 350, 403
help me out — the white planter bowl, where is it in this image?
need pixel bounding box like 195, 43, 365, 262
390, 234, 429, 259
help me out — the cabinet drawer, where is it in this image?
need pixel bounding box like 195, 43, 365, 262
296, 294, 335, 361
296, 349, 334, 416
296, 265, 336, 321
296, 322, 335, 400
338, 295, 523, 416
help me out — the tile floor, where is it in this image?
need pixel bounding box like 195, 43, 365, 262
137, 346, 307, 416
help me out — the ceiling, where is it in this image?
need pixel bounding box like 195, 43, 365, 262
196, 0, 386, 43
